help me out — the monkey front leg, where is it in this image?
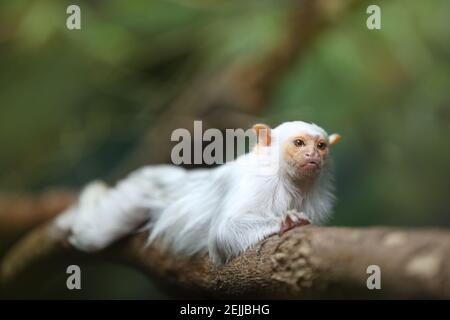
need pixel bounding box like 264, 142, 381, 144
208, 215, 280, 265
209, 211, 312, 265
279, 210, 311, 235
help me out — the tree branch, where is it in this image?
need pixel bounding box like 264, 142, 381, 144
2, 214, 450, 298
0, 190, 77, 238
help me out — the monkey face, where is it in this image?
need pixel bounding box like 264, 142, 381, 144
252, 121, 341, 181
282, 134, 330, 179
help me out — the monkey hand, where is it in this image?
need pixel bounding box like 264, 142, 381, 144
279, 210, 311, 235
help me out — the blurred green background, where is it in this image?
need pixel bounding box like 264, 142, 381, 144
0, 0, 449, 298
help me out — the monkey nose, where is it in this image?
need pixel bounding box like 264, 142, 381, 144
305, 150, 318, 159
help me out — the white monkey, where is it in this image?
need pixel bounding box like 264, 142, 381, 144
54, 121, 341, 265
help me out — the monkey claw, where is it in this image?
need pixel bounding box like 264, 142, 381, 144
279, 210, 311, 235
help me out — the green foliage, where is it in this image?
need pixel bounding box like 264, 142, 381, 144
268, 0, 450, 227
0, 1, 449, 226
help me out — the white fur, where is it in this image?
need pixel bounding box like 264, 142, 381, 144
54, 121, 336, 265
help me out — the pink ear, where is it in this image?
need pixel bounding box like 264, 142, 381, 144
329, 133, 342, 145
252, 123, 272, 146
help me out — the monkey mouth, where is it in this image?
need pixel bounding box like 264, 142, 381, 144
301, 160, 320, 170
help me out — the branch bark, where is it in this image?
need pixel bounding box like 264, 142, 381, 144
2, 214, 450, 298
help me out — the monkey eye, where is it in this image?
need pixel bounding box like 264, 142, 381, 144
293, 139, 305, 147
317, 142, 327, 150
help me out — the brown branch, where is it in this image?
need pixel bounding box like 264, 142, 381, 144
0, 190, 77, 237
2, 216, 450, 298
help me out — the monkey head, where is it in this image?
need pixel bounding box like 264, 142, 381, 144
253, 121, 341, 184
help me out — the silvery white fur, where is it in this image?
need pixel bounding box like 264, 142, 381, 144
55, 121, 337, 265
